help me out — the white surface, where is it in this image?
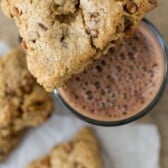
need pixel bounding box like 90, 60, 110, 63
0, 42, 161, 168
0, 41, 10, 56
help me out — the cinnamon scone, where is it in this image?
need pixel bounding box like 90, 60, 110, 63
28, 127, 103, 168
0, 48, 54, 137
1, 0, 157, 91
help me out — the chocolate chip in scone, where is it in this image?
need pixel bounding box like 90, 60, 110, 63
31, 39, 36, 43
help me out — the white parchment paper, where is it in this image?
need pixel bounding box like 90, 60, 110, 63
0, 41, 10, 56
0, 42, 160, 168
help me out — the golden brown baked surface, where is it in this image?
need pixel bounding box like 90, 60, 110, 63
28, 127, 103, 168
1, 0, 157, 91
0, 131, 21, 161
0, 48, 54, 161
0, 48, 54, 137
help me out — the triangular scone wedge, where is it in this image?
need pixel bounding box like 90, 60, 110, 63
1, 0, 157, 91
28, 127, 103, 168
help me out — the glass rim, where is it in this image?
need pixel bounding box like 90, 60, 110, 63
54, 18, 168, 126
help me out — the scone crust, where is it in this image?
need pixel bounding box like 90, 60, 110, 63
28, 127, 103, 168
0, 48, 54, 135
1, 0, 157, 91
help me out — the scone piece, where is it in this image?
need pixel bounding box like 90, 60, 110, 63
0, 131, 21, 161
0, 48, 54, 136
28, 127, 103, 168
1, 0, 157, 91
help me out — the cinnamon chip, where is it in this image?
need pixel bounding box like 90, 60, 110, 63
125, 2, 138, 14
149, 0, 157, 5
38, 23, 48, 31
21, 41, 28, 49
13, 7, 22, 16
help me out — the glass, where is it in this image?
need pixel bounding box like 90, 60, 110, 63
54, 19, 168, 126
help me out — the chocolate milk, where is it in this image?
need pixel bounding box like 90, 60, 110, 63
59, 23, 164, 122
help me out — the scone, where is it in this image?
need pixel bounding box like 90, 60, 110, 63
1, 0, 157, 91
0, 48, 54, 136
28, 127, 103, 168
0, 131, 21, 161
